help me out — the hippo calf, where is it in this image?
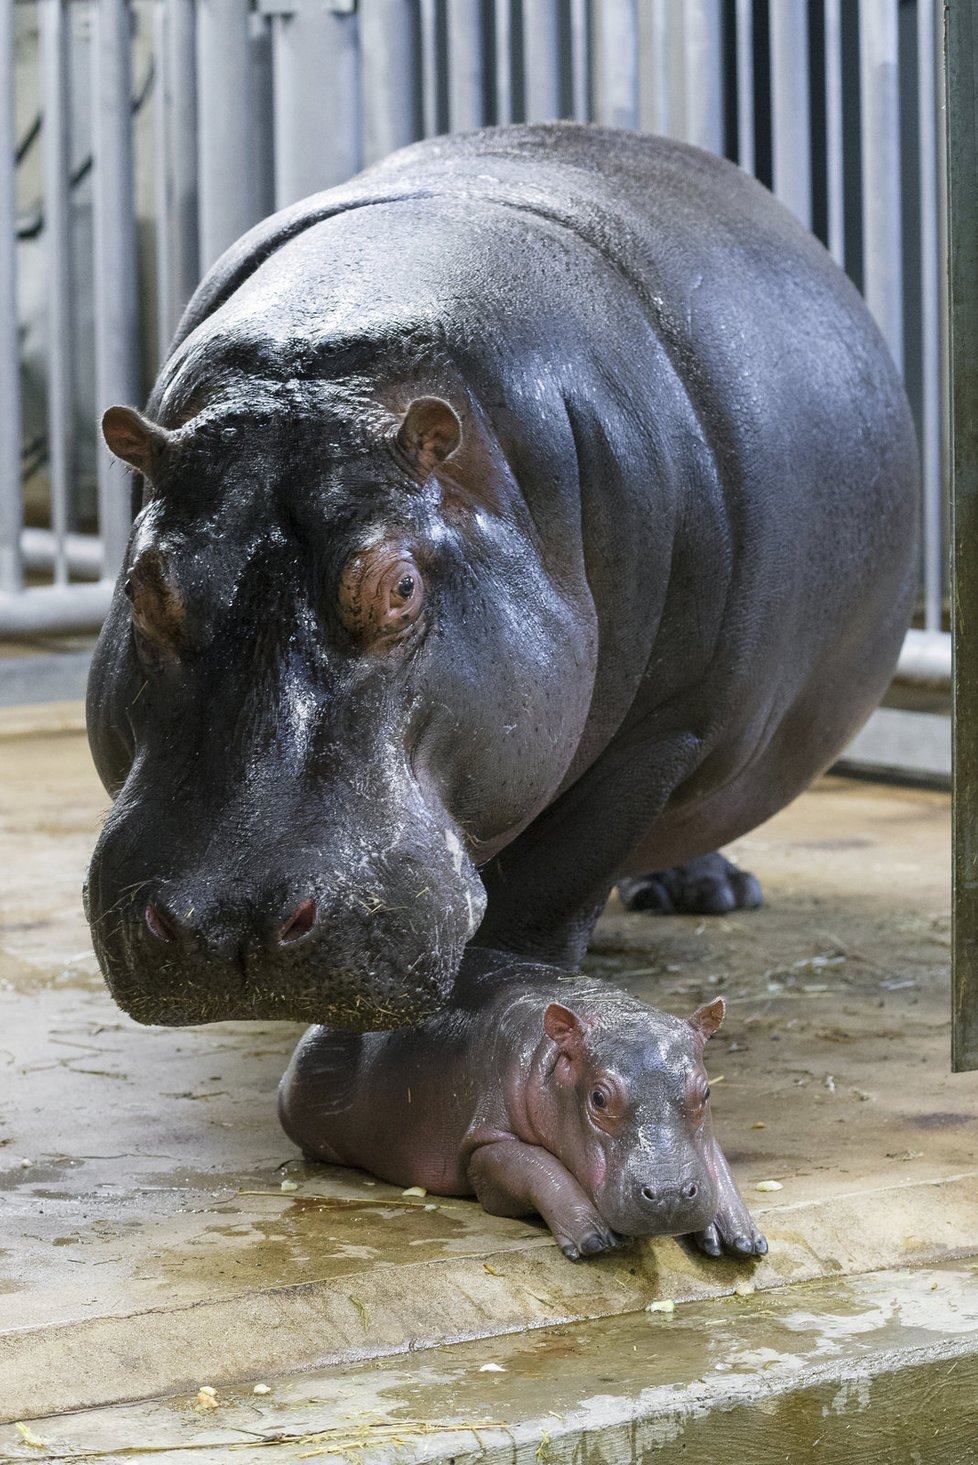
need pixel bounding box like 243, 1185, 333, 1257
279, 951, 767, 1261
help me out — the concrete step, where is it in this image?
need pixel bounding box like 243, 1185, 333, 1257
3, 1258, 977, 1463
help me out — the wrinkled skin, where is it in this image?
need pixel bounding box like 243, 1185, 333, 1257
86, 123, 918, 1030
279, 949, 767, 1260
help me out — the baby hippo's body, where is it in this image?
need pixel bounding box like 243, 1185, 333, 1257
279, 950, 767, 1261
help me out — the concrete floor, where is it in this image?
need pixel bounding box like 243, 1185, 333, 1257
1, 705, 976, 1452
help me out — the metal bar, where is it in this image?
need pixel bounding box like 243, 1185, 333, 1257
823, 0, 845, 264
859, 0, 903, 373
361, 0, 420, 165
196, 0, 255, 269
269, 0, 361, 205
448, 0, 485, 133
918, 0, 943, 634
419, 0, 441, 137
638, 0, 669, 135
947, 0, 978, 1073
92, 0, 139, 580
592, 0, 638, 131
569, 0, 589, 123
769, 0, 811, 228
154, 0, 199, 355
494, 0, 512, 125
734, 0, 753, 172
38, 0, 72, 589
894, 627, 952, 692
684, 0, 723, 154
21, 528, 102, 580
523, 0, 561, 122
0, 582, 115, 638
0, 0, 22, 594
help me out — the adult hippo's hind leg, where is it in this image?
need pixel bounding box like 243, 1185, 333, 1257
617, 852, 762, 917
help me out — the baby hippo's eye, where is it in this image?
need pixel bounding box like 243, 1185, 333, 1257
339, 545, 426, 649
703, 1084, 711, 1101
591, 1089, 607, 1110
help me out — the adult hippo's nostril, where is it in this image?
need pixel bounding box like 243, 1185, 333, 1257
144, 901, 179, 943
277, 898, 318, 946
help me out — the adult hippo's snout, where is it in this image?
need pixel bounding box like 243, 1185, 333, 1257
86, 780, 488, 1029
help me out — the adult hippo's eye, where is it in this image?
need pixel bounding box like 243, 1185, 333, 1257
339, 546, 426, 649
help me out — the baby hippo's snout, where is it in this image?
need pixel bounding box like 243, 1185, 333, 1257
599, 1166, 719, 1240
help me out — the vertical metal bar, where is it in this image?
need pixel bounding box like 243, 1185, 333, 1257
38, 0, 72, 588
569, 0, 589, 123
666, 0, 688, 141
270, 1, 361, 209
824, 0, 845, 265
684, 0, 723, 154
0, 0, 22, 593
523, 0, 561, 122
420, 0, 441, 136
937, 0, 951, 618
197, 0, 255, 270
448, 0, 485, 133
947, 0, 978, 1071
917, 0, 942, 634
494, 0, 512, 125
769, 0, 811, 228
154, 0, 200, 355
92, 0, 140, 578
859, 0, 903, 373
639, 0, 670, 135
592, 0, 638, 131
735, 0, 754, 172
361, 0, 420, 166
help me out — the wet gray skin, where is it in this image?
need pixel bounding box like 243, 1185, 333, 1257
279, 950, 767, 1260
86, 123, 917, 1032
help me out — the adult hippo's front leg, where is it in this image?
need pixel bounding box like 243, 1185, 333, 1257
617, 852, 763, 917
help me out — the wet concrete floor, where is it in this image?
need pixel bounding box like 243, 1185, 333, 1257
1, 709, 976, 1429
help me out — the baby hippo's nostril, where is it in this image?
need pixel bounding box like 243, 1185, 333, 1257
144, 901, 178, 943
642, 1185, 655, 1202
277, 898, 318, 946
682, 1181, 699, 1200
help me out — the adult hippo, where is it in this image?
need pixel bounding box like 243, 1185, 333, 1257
85, 123, 918, 1030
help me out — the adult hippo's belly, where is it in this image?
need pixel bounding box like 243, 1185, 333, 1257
84, 123, 918, 1031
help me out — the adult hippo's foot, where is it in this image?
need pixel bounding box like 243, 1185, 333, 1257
617, 852, 762, 917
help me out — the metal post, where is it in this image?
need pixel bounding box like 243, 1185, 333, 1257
591, 0, 638, 131
197, 0, 256, 269
494, 0, 512, 125
769, 0, 811, 229
92, 0, 140, 578
684, 0, 723, 154
947, 0, 978, 1073
523, 0, 561, 122
859, 0, 903, 373
361, 0, 421, 166
569, 0, 589, 123
638, 0, 669, 136
448, 0, 485, 133
823, 0, 845, 264
419, 0, 442, 137
267, 0, 361, 205
734, 0, 754, 172
38, 0, 72, 588
154, 0, 199, 356
917, 0, 943, 634
0, 0, 22, 594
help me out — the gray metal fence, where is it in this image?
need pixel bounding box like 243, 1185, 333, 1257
0, 0, 952, 686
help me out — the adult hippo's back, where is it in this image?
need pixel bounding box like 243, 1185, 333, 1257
85, 123, 918, 1030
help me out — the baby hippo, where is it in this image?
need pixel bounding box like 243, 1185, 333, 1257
278, 950, 768, 1261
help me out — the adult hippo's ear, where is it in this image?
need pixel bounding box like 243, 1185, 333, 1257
687, 997, 725, 1049
395, 397, 462, 477
102, 405, 175, 481
544, 1002, 587, 1062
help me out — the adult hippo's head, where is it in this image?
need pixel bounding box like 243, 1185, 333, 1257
85, 386, 597, 1030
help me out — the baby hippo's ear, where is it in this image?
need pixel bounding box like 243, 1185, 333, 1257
544, 1002, 586, 1062
687, 997, 725, 1049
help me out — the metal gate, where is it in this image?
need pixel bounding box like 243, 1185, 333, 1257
0, 0, 951, 680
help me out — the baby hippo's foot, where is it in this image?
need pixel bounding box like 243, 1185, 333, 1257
617, 852, 762, 917
690, 1216, 768, 1259
557, 1215, 625, 1262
